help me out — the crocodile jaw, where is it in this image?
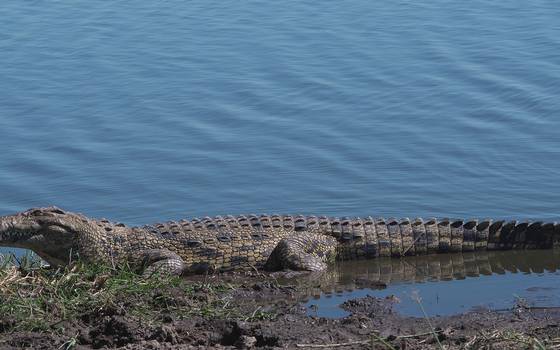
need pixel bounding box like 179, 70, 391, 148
0, 215, 41, 246
0, 220, 8, 243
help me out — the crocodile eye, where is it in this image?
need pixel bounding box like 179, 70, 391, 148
48, 208, 66, 215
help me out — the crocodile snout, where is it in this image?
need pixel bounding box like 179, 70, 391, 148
0, 216, 42, 244
0, 219, 10, 241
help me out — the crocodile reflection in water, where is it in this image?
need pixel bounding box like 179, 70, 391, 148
300, 250, 560, 295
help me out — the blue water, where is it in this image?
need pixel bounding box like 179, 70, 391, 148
303, 250, 560, 317
1, 0, 560, 250
305, 270, 560, 317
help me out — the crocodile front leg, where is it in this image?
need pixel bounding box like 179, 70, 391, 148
131, 249, 186, 277
265, 233, 337, 272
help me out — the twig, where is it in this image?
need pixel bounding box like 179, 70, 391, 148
401, 230, 425, 256
412, 293, 444, 350
371, 332, 397, 350
295, 330, 443, 349
295, 340, 369, 348
248, 306, 262, 320
398, 329, 443, 339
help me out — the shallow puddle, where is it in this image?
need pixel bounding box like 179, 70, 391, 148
303, 250, 560, 318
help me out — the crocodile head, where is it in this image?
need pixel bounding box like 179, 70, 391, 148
0, 206, 97, 266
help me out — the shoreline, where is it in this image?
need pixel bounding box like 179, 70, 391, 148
1, 263, 559, 349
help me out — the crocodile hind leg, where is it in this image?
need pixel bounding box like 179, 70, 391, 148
131, 249, 186, 277
265, 233, 337, 272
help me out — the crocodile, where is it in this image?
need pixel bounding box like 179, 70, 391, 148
0, 207, 559, 276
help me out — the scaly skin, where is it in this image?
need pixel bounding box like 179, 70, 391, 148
0, 207, 559, 275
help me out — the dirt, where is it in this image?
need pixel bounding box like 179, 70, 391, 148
1, 271, 559, 349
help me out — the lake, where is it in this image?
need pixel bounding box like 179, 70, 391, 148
1, 0, 560, 259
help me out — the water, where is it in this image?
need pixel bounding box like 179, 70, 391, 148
303, 250, 560, 317
1, 3, 559, 245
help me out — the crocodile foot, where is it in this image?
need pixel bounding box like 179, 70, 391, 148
264, 233, 337, 272
131, 249, 186, 277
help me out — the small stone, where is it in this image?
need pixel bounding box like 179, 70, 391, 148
235, 335, 257, 349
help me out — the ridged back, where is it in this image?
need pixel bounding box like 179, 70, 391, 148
141, 215, 559, 261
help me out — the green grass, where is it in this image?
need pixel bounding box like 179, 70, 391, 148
0, 255, 273, 333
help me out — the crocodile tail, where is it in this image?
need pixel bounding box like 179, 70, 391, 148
302, 216, 559, 260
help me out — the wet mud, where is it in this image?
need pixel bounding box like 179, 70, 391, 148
1, 265, 559, 350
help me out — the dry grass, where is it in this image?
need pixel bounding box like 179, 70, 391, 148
464, 329, 560, 350
0, 254, 272, 333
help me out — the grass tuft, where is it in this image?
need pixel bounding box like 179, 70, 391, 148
0, 256, 272, 333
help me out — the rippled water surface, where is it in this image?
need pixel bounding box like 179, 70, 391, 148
1, 0, 560, 257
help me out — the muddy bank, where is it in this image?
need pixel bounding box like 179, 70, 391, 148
1, 268, 559, 350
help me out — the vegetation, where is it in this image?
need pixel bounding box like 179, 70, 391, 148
0, 254, 272, 333
1, 254, 559, 349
